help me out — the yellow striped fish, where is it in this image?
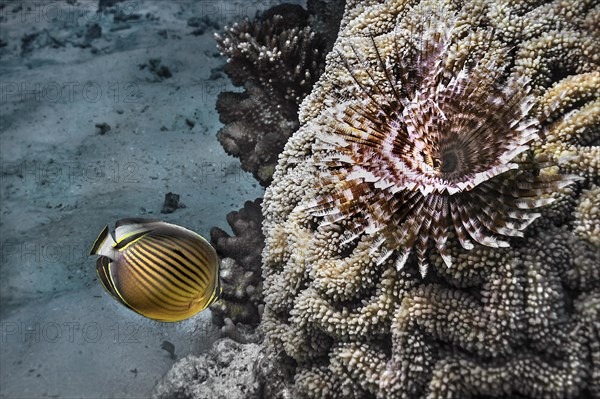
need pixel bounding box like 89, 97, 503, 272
89, 218, 221, 322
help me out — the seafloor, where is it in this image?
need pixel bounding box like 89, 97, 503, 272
0, 1, 299, 397
2, 0, 599, 398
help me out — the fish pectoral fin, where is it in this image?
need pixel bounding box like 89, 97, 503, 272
189, 295, 206, 310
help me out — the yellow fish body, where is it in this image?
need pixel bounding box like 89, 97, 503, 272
89, 218, 221, 322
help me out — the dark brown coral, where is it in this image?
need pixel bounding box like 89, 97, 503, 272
209, 199, 265, 327
215, 4, 327, 186
208, 0, 345, 333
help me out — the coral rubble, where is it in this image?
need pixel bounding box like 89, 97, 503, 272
152, 338, 261, 399
261, 0, 600, 398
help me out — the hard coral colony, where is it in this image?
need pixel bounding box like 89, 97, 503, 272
260, 0, 599, 398
215, 5, 327, 186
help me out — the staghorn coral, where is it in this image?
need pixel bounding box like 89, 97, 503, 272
210, 199, 265, 328
215, 4, 328, 186
260, 0, 600, 398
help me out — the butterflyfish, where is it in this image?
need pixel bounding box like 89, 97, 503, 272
89, 218, 221, 322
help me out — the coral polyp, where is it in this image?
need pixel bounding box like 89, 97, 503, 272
306, 7, 574, 276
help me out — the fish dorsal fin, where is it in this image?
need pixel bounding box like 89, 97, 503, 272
115, 218, 163, 241
90, 225, 109, 256
89, 225, 117, 259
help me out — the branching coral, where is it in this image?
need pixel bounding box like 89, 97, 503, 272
215, 4, 327, 186
260, 0, 600, 398
210, 199, 264, 327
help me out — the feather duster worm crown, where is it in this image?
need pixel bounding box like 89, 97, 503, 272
304, 7, 577, 277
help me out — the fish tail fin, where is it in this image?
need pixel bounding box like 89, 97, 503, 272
89, 225, 117, 258
206, 277, 222, 307
216, 277, 222, 298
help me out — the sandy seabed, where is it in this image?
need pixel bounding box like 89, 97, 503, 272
0, 1, 301, 397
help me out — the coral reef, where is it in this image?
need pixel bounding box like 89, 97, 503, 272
152, 338, 261, 399
302, 3, 578, 277
261, 0, 600, 398
573, 185, 600, 246
210, 199, 265, 328
254, 346, 298, 399
215, 2, 342, 186
533, 71, 599, 183
209, 0, 346, 330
